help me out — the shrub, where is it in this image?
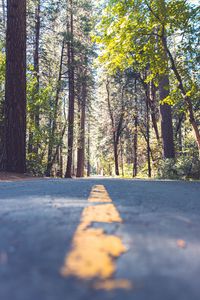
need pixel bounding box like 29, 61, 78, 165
158, 156, 200, 180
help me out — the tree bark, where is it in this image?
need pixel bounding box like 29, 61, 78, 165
87, 120, 91, 177
33, 0, 40, 153
76, 74, 86, 178
159, 74, 175, 159
59, 145, 63, 178
139, 75, 160, 141
65, 0, 75, 178
133, 78, 138, 177
114, 140, 119, 176
177, 123, 183, 154
146, 97, 152, 178
28, 0, 40, 155
149, 81, 160, 141
120, 138, 124, 177
0, 0, 26, 173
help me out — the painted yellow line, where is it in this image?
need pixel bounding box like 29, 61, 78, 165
94, 279, 132, 290
88, 185, 112, 203
77, 203, 123, 231
61, 185, 132, 290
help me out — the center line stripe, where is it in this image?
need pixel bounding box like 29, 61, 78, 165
88, 185, 112, 203
61, 185, 132, 290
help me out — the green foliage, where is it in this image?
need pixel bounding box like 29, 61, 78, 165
158, 157, 200, 180
26, 153, 47, 176
0, 48, 5, 83
27, 67, 55, 115
91, 0, 200, 179
0, 45, 5, 130
0, 45, 5, 95
26, 65, 57, 173
94, 0, 199, 105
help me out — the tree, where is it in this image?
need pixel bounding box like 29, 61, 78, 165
133, 78, 138, 177
160, 29, 200, 157
105, 75, 126, 176
46, 38, 65, 177
76, 70, 87, 177
96, 0, 199, 157
0, 0, 26, 173
28, 0, 41, 155
159, 74, 175, 158
65, 0, 75, 178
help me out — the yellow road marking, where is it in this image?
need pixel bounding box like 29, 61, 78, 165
94, 279, 132, 290
61, 185, 132, 290
61, 227, 125, 279
88, 185, 112, 203
77, 203, 122, 231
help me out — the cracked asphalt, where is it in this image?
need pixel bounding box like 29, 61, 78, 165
0, 178, 200, 300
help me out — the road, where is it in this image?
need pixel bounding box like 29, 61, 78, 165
0, 178, 200, 300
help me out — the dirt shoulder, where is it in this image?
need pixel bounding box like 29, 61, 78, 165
0, 172, 43, 182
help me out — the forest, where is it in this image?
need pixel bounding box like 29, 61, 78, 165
0, 0, 199, 179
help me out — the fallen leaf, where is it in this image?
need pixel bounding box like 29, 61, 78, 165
177, 239, 187, 249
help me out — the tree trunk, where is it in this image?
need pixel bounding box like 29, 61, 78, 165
139, 75, 159, 141
65, 0, 75, 178
114, 140, 119, 176
120, 138, 124, 177
72, 148, 76, 176
161, 33, 200, 157
0, 0, 26, 173
146, 97, 151, 178
59, 145, 63, 178
133, 78, 138, 177
28, 0, 40, 155
106, 79, 124, 177
149, 81, 160, 141
46, 38, 65, 176
87, 121, 91, 177
159, 74, 175, 159
47, 123, 66, 177
133, 126, 138, 177
186, 97, 200, 156
33, 0, 40, 153
178, 125, 183, 154
76, 76, 86, 178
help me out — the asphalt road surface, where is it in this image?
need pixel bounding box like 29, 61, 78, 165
0, 178, 200, 300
